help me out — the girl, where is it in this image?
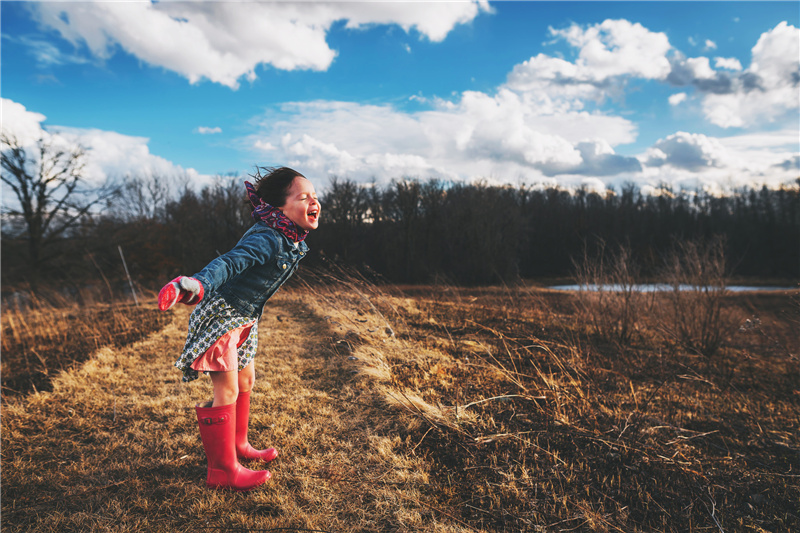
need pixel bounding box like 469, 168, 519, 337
158, 167, 320, 491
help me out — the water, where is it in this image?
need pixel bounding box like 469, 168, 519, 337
549, 284, 798, 293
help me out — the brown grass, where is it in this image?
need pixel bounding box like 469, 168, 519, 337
2, 276, 798, 532
2, 296, 171, 396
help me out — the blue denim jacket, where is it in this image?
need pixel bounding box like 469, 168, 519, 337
192, 221, 309, 318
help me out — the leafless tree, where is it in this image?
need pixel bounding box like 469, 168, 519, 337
1, 133, 118, 282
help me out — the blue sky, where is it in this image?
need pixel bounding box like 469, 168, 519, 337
2, 1, 798, 195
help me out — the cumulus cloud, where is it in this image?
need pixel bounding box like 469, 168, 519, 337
26, 1, 490, 89
244, 87, 641, 185
0, 98, 204, 188
507, 19, 672, 108
537, 139, 642, 177
703, 22, 800, 128
644, 132, 732, 171
667, 22, 799, 128
548, 19, 672, 81
775, 155, 800, 171
715, 57, 742, 71
196, 126, 222, 135
669, 92, 688, 106
716, 129, 800, 178
667, 53, 734, 94
1, 98, 48, 145
55, 127, 207, 186
638, 129, 798, 192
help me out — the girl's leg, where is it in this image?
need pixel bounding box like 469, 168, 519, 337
238, 360, 255, 393
235, 361, 277, 462
209, 370, 239, 407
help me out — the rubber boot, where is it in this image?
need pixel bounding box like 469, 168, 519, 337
195, 402, 271, 491
235, 391, 279, 463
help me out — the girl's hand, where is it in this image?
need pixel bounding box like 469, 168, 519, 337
158, 276, 204, 311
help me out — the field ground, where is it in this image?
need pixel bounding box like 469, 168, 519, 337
2, 279, 799, 532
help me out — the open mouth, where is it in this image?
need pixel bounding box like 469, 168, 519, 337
308, 209, 319, 222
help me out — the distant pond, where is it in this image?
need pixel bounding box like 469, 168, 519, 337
549, 284, 798, 293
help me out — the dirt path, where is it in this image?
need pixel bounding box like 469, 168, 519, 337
1, 291, 467, 533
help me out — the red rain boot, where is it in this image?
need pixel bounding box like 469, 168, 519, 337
235, 391, 279, 463
195, 402, 271, 491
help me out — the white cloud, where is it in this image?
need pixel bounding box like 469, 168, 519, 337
716, 129, 800, 176
505, 19, 674, 118
665, 23, 799, 129
635, 130, 798, 191
53, 127, 205, 186
714, 57, 742, 71
704, 39, 717, 50
1, 98, 205, 188
335, 1, 491, 42
1, 98, 48, 145
506, 19, 673, 112
196, 126, 222, 135
669, 92, 688, 106
701, 22, 799, 128
548, 19, 672, 82
27, 1, 490, 89
667, 53, 733, 93
243, 85, 641, 185
638, 130, 798, 192
686, 57, 716, 79
254, 140, 276, 152
644, 131, 733, 171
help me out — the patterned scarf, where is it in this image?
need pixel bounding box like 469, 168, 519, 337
245, 181, 309, 243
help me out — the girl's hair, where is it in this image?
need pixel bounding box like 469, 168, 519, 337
250, 166, 305, 207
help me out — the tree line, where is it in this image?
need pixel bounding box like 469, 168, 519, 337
3, 174, 798, 297
316, 177, 800, 283
2, 133, 798, 295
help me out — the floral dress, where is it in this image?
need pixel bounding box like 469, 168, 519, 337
174, 294, 258, 383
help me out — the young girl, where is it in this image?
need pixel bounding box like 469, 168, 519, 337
158, 167, 320, 491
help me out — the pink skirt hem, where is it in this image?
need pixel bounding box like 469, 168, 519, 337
190, 321, 255, 373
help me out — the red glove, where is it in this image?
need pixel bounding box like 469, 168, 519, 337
158, 276, 204, 311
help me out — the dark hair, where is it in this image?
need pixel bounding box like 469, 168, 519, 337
250, 166, 305, 208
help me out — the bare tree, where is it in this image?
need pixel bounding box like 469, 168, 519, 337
119, 174, 174, 222
1, 133, 118, 282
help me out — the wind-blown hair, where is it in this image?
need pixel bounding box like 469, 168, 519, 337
250, 166, 305, 208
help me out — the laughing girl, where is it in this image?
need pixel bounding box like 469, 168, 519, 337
158, 166, 320, 491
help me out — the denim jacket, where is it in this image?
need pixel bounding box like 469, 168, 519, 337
192, 221, 309, 318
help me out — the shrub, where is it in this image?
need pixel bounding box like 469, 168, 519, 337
573, 240, 647, 346
661, 237, 731, 356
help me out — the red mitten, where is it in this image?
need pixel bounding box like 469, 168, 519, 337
158, 276, 204, 311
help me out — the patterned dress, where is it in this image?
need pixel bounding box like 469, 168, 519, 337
174, 294, 258, 382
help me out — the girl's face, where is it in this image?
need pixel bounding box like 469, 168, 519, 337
280, 176, 320, 232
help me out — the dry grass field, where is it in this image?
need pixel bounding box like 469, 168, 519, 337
2, 274, 798, 532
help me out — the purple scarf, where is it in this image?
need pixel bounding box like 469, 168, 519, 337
245, 181, 308, 243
